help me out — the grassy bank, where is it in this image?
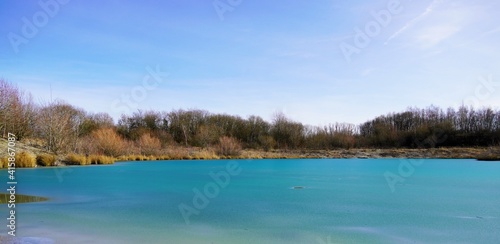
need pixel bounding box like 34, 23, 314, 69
477, 149, 500, 161
1, 137, 498, 169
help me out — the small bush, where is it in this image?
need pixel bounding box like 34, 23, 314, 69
36, 154, 57, 166
137, 133, 162, 156
216, 136, 242, 156
15, 151, 36, 168
167, 147, 190, 160
64, 154, 89, 165
91, 128, 127, 157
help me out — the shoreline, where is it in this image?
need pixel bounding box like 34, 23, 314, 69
273, 147, 494, 159
3, 147, 496, 164
1, 136, 498, 169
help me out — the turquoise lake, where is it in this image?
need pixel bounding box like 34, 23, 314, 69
1, 159, 499, 243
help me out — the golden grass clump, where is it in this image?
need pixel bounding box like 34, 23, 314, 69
119, 155, 158, 161
36, 153, 57, 166
125, 155, 136, 161
0, 157, 8, 168
120, 155, 150, 161
0, 193, 48, 204
159, 155, 171, 160
134, 155, 146, 161
116, 155, 130, 162
150, 155, 170, 160
15, 151, 37, 168
191, 149, 219, 160
116, 154, 166, 162
64, 154, 89, 165
88, 155, 115, 165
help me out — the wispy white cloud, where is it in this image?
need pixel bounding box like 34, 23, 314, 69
416, 24, 461, 49
385, 0, 442, 44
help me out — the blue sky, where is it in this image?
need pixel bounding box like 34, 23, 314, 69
1, 0, 499, 125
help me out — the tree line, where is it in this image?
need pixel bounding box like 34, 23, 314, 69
1, 79, 499, 157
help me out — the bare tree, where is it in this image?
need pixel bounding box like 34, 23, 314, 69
35, 101, 85, 154
0, 79, 36, 139
271, 112, 304, 149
